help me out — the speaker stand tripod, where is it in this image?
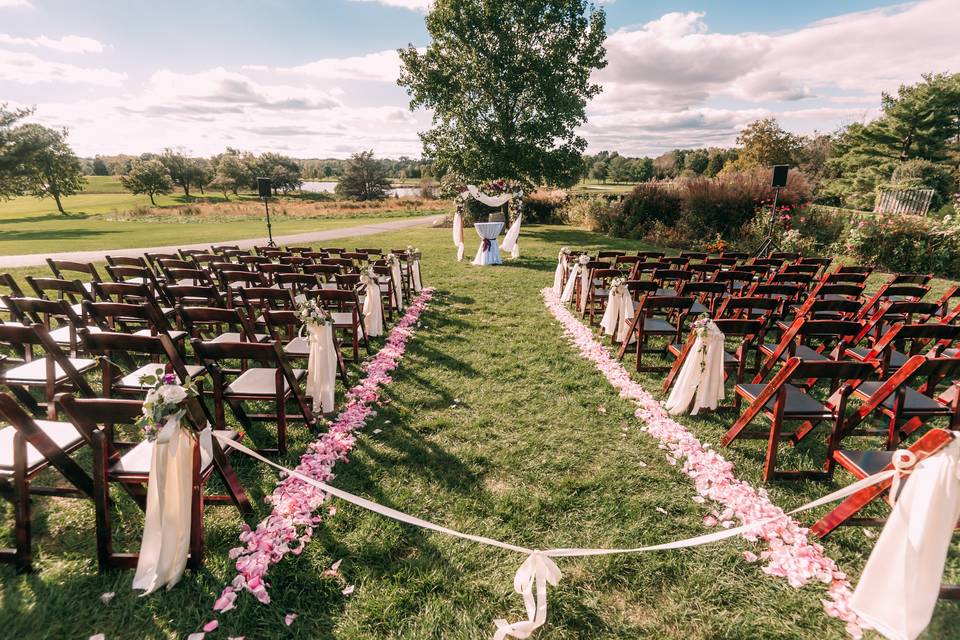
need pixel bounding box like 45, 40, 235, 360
752, 186, 782, 258
262, 198, 276, 247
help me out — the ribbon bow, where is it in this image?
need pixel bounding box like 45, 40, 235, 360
493, 551, 562, 640
482, 238, 492, 252
890, 449, 918, 505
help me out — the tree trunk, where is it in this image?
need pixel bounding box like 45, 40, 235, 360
182, 182, 191, 197
198, 183, 205, 195
149, 192, 156, 206
52, 190, 65, 214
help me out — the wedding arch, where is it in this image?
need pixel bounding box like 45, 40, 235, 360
452, 180, 524, 262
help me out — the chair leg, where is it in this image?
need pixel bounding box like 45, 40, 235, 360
810, 480, 891, 538
188, 444, 203, 570
92, 432, 114, 572
762, 399, 786, 481
13, 433, 32, 573
276, 396, 288, 456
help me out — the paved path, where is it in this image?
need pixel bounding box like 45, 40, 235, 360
0, 215, 444, 269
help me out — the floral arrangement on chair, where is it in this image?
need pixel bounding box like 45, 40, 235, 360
294, 294, 331, 327
608, 276, 627, 296
136, 369, 199, 441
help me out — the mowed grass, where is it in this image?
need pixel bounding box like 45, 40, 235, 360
0, 177, 442, 256
0, 225, 958, 639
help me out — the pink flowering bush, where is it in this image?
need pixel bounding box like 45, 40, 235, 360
212, 289, 434, 612
541, 287, 866, 638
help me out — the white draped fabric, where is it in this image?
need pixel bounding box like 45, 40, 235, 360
500, 215, 522, 259
361, 273, 384, 337
467, 184, 515, 208
664, 322, 726, 415
552, 252, 568, 294
578, 265, 590, 312
306, 322, 337, 414
453, 212, 465, 262
560, 264, 579, 303
472, 222, 504, 266
411, 258, 423, 292
599, 285, 635, 343
133, 418, 213, 594
390, 261, 405, 309
851, 437, 960, 640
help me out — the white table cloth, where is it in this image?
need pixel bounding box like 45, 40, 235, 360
472, 222, 504, 266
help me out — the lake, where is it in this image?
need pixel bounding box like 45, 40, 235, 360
301, 181, 425, 198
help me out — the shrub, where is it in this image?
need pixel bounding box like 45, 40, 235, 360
560, 195, 619, 231
523, 189, 569, 224
846, 214, 960, 277
889, 159, 957, 211
610, 183, 682, 238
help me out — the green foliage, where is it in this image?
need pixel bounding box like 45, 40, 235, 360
560, 194, 619, 230
398, 0, 607, 187
890, 158, 957, 210
120, 159, 174, 205
601, 183, 681, 238
846, 214, 960, 277
0, 105, 42, 199
15, 124, 86, 214
522, 189, 569, 223
724, 118, 803, 173
335, 150, 392, 200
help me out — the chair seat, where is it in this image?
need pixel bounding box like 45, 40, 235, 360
2, 357, 96, 385
107, 430, 236, 479
833, 449, 895, 479
853, 381, 948, 415
225, 367, 306, 397
736, 383, 834, 418
848, 346, 908, 370
760, 343, 829, 362
117, 363, 207, 390
209, 332, 268, 344
283, 336, 309, 358
331, 311, 356, 326
49, 324, 102, 346
643, 318, 677, 334
0, 420, 85, 474
689, 301, 708, 316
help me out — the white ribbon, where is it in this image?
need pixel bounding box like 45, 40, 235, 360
134, 418, 212, 594
390, 260, 405, 310
851, 438, 960, 640
500, 216, 522, 259
665, 323, 726, 416
552, 252, 567, 295
466, 184, 516, 208
453, 212, 465, 262
306, 322, 337, 413
599, 285, 635, 344
559, 264, 579, 304
889, 449, 918, 506
578, 265, 590, 313
360, 274, 385, 338
215, 434, 915, 640
411, 259, 423, 292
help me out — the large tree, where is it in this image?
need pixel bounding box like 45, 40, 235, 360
724, 118, 803, 172
0, 104, 40, 199
398, 0, 606, 187
17, 124, 85, 214
335, 151, 391, 200
120, 159, 173, 205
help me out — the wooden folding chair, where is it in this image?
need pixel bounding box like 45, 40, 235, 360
0, 393, 95, 572
664, 318, 766, 395
0, 273, 26, 323
676, 281, 726, 316
3, 296, 92, 356
720, 358, 878, 480
0, 323, 97, 419
192, 339, 314, 455
46, 259, 102, 295
584, 268, 622, 326
260, 308, 349, 398
617, 295, 694, 371
177, 305, 266, 347
26, 276, 94, 318
304, 288, 370, 361
56, 393, 251, 571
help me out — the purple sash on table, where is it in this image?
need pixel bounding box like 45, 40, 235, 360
481, 238, 492, 252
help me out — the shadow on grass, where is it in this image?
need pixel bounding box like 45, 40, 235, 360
0, 212, 92, 225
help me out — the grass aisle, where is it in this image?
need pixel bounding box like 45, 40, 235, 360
2, 224, 957, 639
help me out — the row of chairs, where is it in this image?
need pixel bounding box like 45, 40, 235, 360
0, 244, 425, 572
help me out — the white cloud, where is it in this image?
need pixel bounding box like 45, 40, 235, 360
349, 0, 432, 12
586, 0, 960, 154
0, 49, 125, 85
0, 0, 32, 8
259, 49, 403, 82
0, 33, 105, 54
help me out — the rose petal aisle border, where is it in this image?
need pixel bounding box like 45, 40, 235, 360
541, 287, 866, 638
207, 288, 434, 619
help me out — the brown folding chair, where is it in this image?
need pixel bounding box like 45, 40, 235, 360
192, 339, 314, 455
664, 318, 766, 395
618, 295, 694, 371
812, 428, 956, 539
0, 393, 96, 572
46, 259, 102, 295
0, 273, 27, 323
720, 358, 878, 480
177, 305, 266, 347
56, 393, 251, 571
3, 296, 92, 356
260, 308, 349, 398
304, 288, 370, 361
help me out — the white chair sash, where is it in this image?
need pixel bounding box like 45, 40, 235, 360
552, 252, 567, 294
306, 322, 337, 413
133, 418, 212, 594
500, 216, 522, 259
599, 286, 635, 343
361, 274, 385, 337
664, 322, 726, 416
851, 437, 960, 640
578, 266, 590, 313
411, 259, 423, 292
390, 261, 405, 310
560, 264, 579, 303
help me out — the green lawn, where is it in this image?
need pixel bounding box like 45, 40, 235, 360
0, 225, 957, 639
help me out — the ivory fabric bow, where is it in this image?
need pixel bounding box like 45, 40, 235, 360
494, 552, 562, 640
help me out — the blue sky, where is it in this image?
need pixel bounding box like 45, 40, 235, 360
1, 0, 956, 158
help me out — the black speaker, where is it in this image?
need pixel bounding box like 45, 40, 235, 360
257, 177, 272, 199
771, 165, 789, 188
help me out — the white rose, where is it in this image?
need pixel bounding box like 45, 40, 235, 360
157, 384, 187, 405
294, 294, 307, 305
